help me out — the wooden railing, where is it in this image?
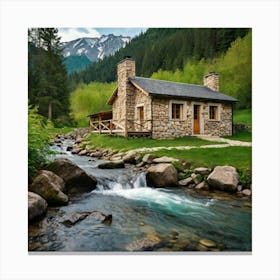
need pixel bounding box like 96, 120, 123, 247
89, 119, 125, 134
127, 119, 152, 132
89, 119, 152, 135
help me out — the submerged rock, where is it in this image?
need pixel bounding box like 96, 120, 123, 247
28, 192, 48, 222
207, 166, 239, 192
61, 211, 112, 227
29, 170, 68, 206
125, 233, 161, 251
199, 239, 217, 248
46, 158, 97, 194
146, 163, 178, 188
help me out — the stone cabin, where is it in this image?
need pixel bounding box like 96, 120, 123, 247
89, 57, 237, 139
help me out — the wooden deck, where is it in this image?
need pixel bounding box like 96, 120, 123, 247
89, 118, 152, 138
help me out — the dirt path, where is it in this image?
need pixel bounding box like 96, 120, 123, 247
130, 136, 251, 153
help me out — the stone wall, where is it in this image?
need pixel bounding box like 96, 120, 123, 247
151, 98, 233, 139
151, 98, 192, 139
204, 103, 232, 136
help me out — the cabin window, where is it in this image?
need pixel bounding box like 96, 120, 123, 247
171, 103, 184, 120
137, 106, 144, 121
209, 105, 219, 120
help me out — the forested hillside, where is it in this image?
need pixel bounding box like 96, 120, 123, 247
69, 28, 249, 84
152, 31, 252, 108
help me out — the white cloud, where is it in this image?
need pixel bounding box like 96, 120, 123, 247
58, 28, 101, 42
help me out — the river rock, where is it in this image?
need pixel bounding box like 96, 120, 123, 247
122, 151, 138, 164
61, 211, 112, 227
207, 166, 239, 192
110, 155, 122, 161
98, 160, 125, 169
146, 163, 178, 188
194, 167, 211, 176
178, 177, 193, 186
78, 149, 88, 156
66, 146, 73, 151
125, 233, 161, 251
152, 156, 179, 163
199, 239, 217, 248
46, 158, 97, 194
28, 192, 48, 222
75, 137, 84, 144
195, 181, 209, 190
71, 147, 82, 154
242, 189, 252, 196
142, 154, 157, 164
29, 170, 68, 206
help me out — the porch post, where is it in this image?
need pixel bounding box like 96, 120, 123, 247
99, 116, 101, 134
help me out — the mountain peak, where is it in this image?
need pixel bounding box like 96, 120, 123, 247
62, 34, 131, 63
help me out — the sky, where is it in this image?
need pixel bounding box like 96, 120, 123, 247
58, 28, 147, 42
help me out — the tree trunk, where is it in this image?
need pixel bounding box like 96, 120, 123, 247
48, 101, 52, 120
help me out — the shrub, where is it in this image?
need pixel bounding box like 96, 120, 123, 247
28, 104, 53, 180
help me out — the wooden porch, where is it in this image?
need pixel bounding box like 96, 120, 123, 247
88, 111, 152, 138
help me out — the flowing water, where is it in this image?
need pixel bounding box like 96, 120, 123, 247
28, 140, 252, 252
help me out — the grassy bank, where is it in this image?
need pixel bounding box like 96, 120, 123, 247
233, 108, 252, 126
85, 134, 224, 151
151, 146, 251, 172
224, 131, 252, 142
85, 133, 251, 172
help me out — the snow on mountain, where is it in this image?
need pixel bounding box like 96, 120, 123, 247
62, 34, 131, 63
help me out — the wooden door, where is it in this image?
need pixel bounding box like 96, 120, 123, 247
193, 105, 200, 134
138, 106, 144, 121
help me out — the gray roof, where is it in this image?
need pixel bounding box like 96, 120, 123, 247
129, 76, 238, 102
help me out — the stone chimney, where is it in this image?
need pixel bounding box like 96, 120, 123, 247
117, 56, 136, 86
203, 72, 219, 91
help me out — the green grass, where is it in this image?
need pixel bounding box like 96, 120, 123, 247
150, 146, 252, 172
223, 131, 252, 142
86, 133, 224, 151
233, 108, 252, 126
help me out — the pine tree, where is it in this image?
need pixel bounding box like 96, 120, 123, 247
28, 28, 69, 123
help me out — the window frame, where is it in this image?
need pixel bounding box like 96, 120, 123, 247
169, 100, 186, 120
208, 104, 220, 121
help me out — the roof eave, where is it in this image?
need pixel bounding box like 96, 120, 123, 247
107, 87, 118, 105
150, 92, 238, 102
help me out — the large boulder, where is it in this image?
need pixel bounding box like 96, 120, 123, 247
29, 170, 68, 206
207, 166, 239, 192
98, 160, 125, 169
28, 192, 48, 222
46, 158, 97, 194
146, 163, 178, 188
